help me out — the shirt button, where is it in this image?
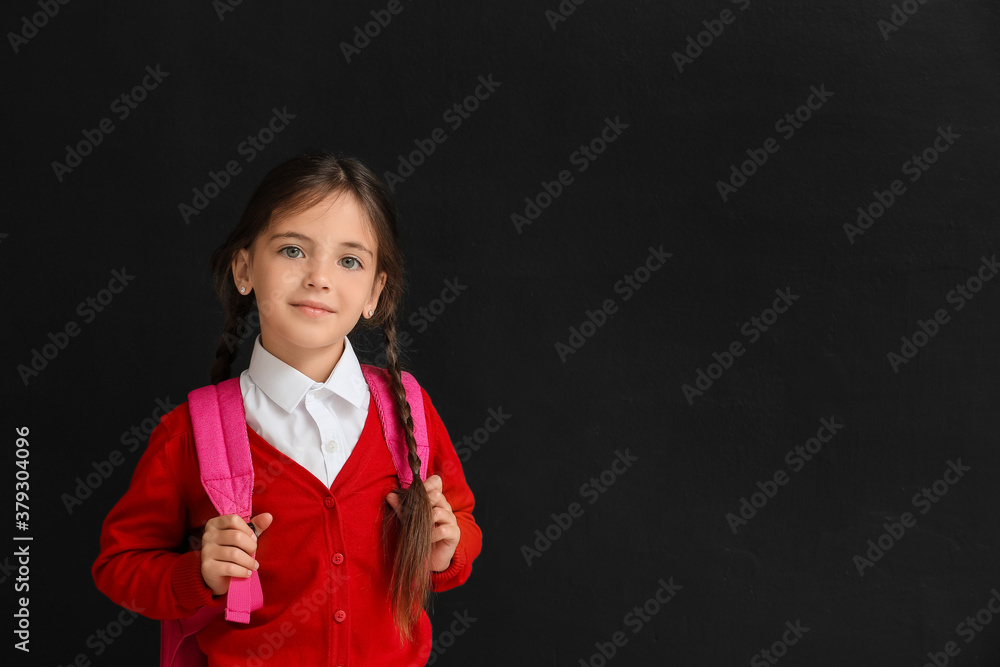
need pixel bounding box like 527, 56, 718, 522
324, 440, 338, 453
332, 553, 344, 565
334, 609, 346, 623
323, 497, 335, 509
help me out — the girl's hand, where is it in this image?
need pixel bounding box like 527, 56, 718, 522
200, 512, 273, 597
386, 475, 461, 573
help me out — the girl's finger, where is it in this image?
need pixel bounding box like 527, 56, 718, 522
386, 492, 403, 520
424, 475, 443, 494
431, 506, 455, 525
431, 523, 460, 543
205, 530, 259, 559
207, 514, 258, 544
430, 495, 453, 513
249, 512, 273, 536
216, 546, 260, 573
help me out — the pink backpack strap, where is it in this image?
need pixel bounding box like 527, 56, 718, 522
160, 378, 262, 666
187, 377, 262, 623
360, 365, 429, 488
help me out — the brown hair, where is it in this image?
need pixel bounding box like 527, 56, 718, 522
207, 152, 433, 642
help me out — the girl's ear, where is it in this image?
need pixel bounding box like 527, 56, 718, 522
367, 270, 387, 315
231, 248, 252, 291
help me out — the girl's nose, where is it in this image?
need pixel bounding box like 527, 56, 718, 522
304, 259, 332, 289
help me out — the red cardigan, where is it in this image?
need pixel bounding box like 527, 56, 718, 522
92, 383, 481, 666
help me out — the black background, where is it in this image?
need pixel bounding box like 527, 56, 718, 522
4, 0, 1000, 665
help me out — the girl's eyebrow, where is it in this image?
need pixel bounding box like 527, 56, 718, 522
339, 241, 374, 258
268, 231, 311, 244
268, 232, 373, 257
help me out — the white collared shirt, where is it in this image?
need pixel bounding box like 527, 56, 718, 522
239, 334, 371, 488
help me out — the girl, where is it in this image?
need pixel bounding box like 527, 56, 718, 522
92, 153, 482, 665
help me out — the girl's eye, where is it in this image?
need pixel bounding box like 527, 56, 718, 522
281, 246, 303, 259
341, 257, 361, 270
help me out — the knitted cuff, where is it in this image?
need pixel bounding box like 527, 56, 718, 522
170, 550, 217, 611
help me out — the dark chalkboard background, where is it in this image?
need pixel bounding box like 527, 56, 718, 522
4, 1, 1000, 665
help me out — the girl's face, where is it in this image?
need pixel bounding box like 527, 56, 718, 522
232, 191, 386, 375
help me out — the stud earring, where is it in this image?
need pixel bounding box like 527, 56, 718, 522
368, 309, 373, 317
240, 286, 247, 294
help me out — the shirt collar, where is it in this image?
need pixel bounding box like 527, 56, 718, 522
245, 334, 368, 412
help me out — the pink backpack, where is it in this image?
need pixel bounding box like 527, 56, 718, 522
159, 365, 429, 667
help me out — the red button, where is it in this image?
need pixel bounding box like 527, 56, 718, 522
334, 609, 346, 623
323, 497, 335, 508
332, 553, 344, 565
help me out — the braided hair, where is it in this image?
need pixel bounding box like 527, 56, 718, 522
207, 152, 433, 642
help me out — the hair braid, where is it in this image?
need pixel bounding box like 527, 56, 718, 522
209, 278, 254, 384
381, 312, 434, 642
